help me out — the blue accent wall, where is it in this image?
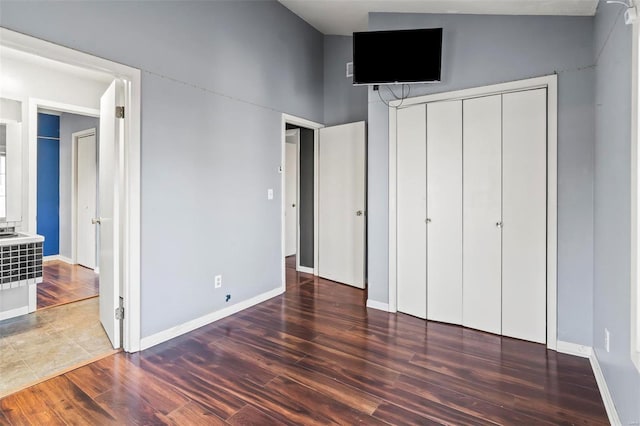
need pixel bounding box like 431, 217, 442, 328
37, 113, 60, 256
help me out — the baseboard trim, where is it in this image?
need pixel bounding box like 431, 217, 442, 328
366, 299, 390, 312
0, 306, 28, 321
556, 340, 593, 358
553, 341, 621, 424
43, 255, 75, 264
297, 266, 314, 275
589, 350, 622, 426
140, 286, 284, 351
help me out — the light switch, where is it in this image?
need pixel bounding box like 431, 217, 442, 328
267, 189, 274, 200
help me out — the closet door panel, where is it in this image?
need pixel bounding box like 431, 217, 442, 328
462, 95, 502, 335
426, 100, 463, 324
396, 105, 427, 319
502, 89, 547, 344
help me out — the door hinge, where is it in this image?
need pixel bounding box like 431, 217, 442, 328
115, 306, 125, 320
115, 106, 125, 119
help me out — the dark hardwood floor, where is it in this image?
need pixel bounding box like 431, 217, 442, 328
0, 256, 608, 424
37, 260, 99, 309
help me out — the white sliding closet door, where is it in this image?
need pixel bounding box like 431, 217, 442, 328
426, 100, 463, 324
462, 95, 503, 335
396, 105, 427, 319
502, 89, 547, 344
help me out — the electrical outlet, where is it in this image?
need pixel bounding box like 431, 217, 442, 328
214, 275, 222, 289
605, 328, 610, 353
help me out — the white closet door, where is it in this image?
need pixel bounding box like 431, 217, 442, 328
426, 100, 463, 324
396, 105, 427, 319
463, 95, 502, 335
502, 89, 547, 344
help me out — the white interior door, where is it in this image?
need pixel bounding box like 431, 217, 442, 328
285, 132, 298, 257
396, 105, 427, 318
502, 89, 547, 344
99, 80, 123, 349
318, 121, 366, 288
462, 95, 502, 335
426, 100, 463, 324
77, 133, 97, 269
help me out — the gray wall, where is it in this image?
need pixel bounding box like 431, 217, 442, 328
58, 113, 99, 260
366, 12, 596, 347
323, 35, 368, 125
0, 0, 324, 337
593, 2, 640, 424
299, 127, 315, 268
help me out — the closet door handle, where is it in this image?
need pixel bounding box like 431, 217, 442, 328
426, 218, 432, 224
496, 221, 503, 229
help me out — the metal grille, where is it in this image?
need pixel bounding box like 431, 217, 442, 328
0, 242, 43, 290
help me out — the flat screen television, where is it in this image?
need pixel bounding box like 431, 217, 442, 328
352, 28, 443, 85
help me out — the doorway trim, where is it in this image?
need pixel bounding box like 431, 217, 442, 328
387, 74, 558, 351
71, 127, 97, 269
280, 113, 323, 292
3, 27, 142, 353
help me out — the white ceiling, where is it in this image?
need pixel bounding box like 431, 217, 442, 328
278, 0, 600, 35
0, 46, 113, 84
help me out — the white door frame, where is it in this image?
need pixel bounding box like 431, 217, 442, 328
2, 27, 142, 353
71, 127, 97, 269
280, 113, 323, 291
387, 74, 558, 351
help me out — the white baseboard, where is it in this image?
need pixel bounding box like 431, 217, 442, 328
0, 306, 29, 321
556, 340, 593, 358
557, 341, 621, 425
297, 266, 314, 275
140, 286, 284, 351
366, 299, 390, 312
43, 255, 75, 264
590, 350, 622, 426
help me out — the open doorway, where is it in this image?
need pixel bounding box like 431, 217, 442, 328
36, 111, 100, 309
281, 115, 321, 290
0, 28, 141, 397
281, 114, 367, 293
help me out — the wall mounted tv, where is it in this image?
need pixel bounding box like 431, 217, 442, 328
352, 28, 443, 85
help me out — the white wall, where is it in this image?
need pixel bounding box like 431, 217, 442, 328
0, 49, 109, 232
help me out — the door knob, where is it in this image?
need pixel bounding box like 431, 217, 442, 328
292, 204, 296, 208
426, 218, 432, 224
356, 210, 363, 216
496, 221, 503, 229
91, 218, 102, 225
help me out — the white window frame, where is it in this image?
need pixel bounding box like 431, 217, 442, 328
631, 23, 640, 373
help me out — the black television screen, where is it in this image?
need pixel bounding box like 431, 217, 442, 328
352, 28, 443, 85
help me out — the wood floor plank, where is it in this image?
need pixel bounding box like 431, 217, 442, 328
67, 355, 190, 416
265, 376, 388, 425
37, 261, 98, 310
160, 401, 227, 426
227, 404, 283, 426
0, 255, 608, 424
